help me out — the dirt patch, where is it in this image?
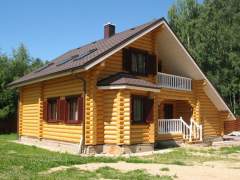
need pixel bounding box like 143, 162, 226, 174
41, 161, 240, 180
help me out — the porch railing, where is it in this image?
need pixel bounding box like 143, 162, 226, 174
190, 118, 203, 141
158, 117, 202, 142
157, 72, 192, 91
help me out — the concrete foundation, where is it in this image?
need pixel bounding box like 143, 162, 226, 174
19, 136, 80, 154
18, 136, 154, 155
88, 143, 154, 154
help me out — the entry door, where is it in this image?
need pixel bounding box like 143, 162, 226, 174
164, 104, 173, 119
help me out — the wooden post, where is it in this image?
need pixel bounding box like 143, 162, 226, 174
85, 71, 98, 145
123, 90, 131, 145
38, 83, 43, 139
149, 93, 157, 143
117, 90, 125, 145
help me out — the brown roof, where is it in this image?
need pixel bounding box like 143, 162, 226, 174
9, 18, 164, 87
97, 72, 159, 90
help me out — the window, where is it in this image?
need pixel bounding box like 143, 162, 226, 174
132, 96, 144, 123
43, 96, 83, 124
67, 97, 78, 122
122, 48, 157, 76
131, 52, 146, 75
66, 96, 83, 124
131, 95, 153, 124
47, 98, 59, 122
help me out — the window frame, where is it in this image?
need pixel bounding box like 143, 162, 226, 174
47, 97, 59, 123
65, 95, 81, 124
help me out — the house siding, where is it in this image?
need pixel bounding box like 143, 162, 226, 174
20, 75, 84, 143
96, 33, 156, 83
20, 84, 41, 138
93, 33, 156, 145
193, 80, 224, 137
42, 75, 83, 143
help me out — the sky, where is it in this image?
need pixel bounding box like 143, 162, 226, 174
0, 0, 176, 61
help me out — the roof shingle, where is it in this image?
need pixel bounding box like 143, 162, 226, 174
97, 72, 159, 90
9, 18, 164, 87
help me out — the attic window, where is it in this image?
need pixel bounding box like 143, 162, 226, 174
34, 62, 54, 73
73, 48, 97, 61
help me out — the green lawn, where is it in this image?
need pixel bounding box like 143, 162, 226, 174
0, 134, 239, 179
42, 167, 172, 180
0, 134, 171, 180
127, 146, 240, 166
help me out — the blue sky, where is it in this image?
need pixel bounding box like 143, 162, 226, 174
0, 0, 176, 60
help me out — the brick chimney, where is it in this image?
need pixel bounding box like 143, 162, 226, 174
104, 22, 115, 38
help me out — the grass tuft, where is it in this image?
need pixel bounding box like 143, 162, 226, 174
160, 167, 170, 171
220, 146, 240, 154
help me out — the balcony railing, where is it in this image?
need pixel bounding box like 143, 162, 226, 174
157, 72, 192, 91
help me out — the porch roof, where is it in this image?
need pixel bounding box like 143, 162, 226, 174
97, 72, 160, 92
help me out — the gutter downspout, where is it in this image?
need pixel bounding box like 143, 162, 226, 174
72, 72, 86, 154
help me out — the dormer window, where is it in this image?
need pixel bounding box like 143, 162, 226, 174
122, 48, 157, 76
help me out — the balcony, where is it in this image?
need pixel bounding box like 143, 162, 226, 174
157, 72, 192, 91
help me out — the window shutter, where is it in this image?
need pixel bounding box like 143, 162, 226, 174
43, 101, 48, 121
122, 48, 131, 72
65, 99, 69, 123
59, 99, 66, 122
144, 98, 154, 123
78, 96, 84, 123
148, 54, 157, 75
57, 99, 61, 121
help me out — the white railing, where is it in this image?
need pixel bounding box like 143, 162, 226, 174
157, 72, 192, 91
190, 118, 203, 141
158, 117, 202, 142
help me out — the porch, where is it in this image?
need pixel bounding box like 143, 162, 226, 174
156, 100, 202, 142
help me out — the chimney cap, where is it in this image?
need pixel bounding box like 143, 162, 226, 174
104, 22, 116, 38
104, 22, 116, 26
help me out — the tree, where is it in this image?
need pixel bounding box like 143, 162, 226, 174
168, 0, 240, 115
0, 44, 45, 125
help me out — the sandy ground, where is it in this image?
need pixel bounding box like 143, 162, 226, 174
41, 161, 240, 180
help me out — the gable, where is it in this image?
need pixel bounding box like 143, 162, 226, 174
93, 21, 234, 120
156, 22, 235, 120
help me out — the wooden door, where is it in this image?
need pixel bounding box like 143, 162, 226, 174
164, 104, 173, 119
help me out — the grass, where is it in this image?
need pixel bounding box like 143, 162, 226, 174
0, 134, 172, 180
0, 134, 240, 179
160, 167, 170, 171
41, 167, 173, 180
220, 146, 240, 154
0, 134, 119, 179
131, 146, 240, 165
